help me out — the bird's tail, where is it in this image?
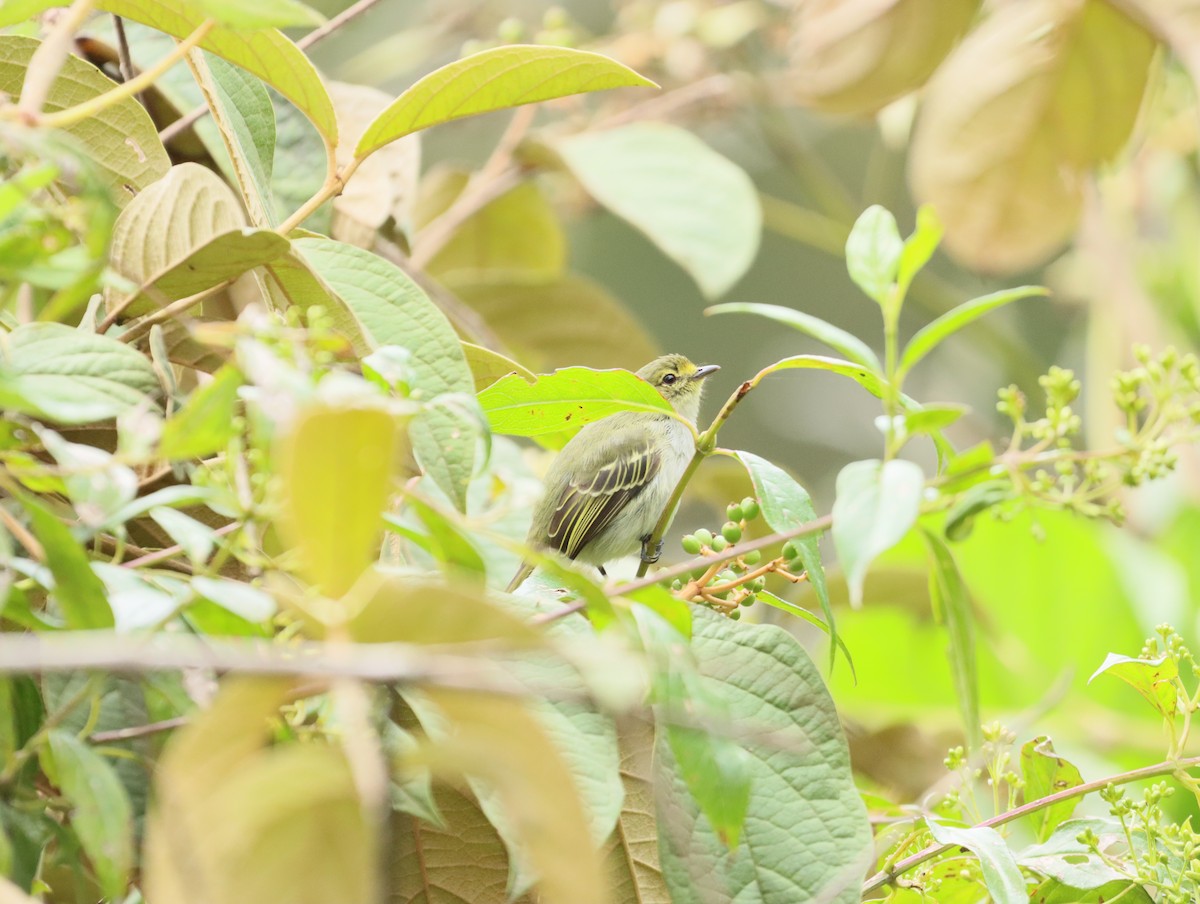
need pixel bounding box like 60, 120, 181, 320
505, 561, 535, 594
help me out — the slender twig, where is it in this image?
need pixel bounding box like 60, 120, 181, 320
117, 278, 235, 344
0, 503, 44, 561
15, 0, 98, 121
112, 15, 138, 91
861, 754, 1200, 895
90, 716, 189, 743
158, 0, 385, 145
121, 521, 239, 569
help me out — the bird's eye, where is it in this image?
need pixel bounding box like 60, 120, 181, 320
662, 373, 677, 385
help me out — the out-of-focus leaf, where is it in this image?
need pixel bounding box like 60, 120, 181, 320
707, 302, 881, 372
19, 495, 113, 628
910, 0, 1156, 272
625, 585, 691, 640
1088, 652, 1179, 717
602, 717, 670, 903
453, 275, 660, 372
926, 821, 1027, 904
146, 505, 214, 564
655, 608, 872, 904
190, 576, 276, 622
1019, 817, 1137, 891
37, 428, 138, 528
896, 204, 943, 295
45, 730, 133, 901
159, 366, 244, 460
389, 495, 488, 579
845, 204, 902, 308
260, 249, 369, 352
832, 458, 924, 607
1020, 736, 1083, 842
479, 366, 672, 440
921, 529, 980, 750
558, 123, 760, 299
790, 0, 979, 114
357, 44, 655, 158
0, 35, 169, 199
190, 0, 323, 29
461, 342, 537, 392
270, 87, 332, 232
278, 404, 403, 597
1032, 879, 1151, 903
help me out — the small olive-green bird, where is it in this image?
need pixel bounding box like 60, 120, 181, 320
506, 354, 720, 592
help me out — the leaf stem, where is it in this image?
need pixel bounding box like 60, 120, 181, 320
14, 0, 98, 120
276, 151, 363, 234
860, 754, 1200, 896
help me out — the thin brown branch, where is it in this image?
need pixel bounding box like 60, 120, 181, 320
112, 15, 137, 91
120, 521, 239, 569
90, 715, 188, 743
408, 167, 524, 270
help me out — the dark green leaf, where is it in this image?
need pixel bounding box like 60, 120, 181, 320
1020, 736, 1083, 842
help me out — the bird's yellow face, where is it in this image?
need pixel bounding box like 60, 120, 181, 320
636, 354, 720, 416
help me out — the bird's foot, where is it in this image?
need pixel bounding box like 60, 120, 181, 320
639, 536, 664, 564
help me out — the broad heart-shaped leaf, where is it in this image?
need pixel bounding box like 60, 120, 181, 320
452, 275, 660, 373
731, 450, 841, 673
557, 123, 761, 299
0, 36, 168, 200
17, 494, 112, 629
461, 342, 537, 392
910, 0, 1155, 272
1088, 652, 1179, 718
707, 302, 881, 372
292, 238, 480, 511
188, 52, 279, 227
0, 322, 158, 424
478, 367, 673, 442
655, 608, 872, 904
921, 529, 980, 750
44, 731, 133, 900
278, 403, 403, 598
1020, 736, 1083, 843
898, 286, 1049, 379
845, 204, 903, 307
145, 678, 378, 904
926, 821, 1027, 904
831, 458, 924, 607
95, 0, 338, 142
356, 44, 655, 158
191, 0, 323, 29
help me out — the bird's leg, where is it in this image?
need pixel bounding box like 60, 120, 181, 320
598, 565, 607, 578
639, 535, 664, 564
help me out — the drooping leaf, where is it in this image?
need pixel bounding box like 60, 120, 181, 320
278, 403, 404, 597
831, 458, 924, 607
707, 302, 881, 372
159, 366, 244, 460
0, 35, 169, 200
926, 821, 1027, 904
558, 123, 761, 299
1020, 736, 1083, 843
845, 204, 903, 308
478, 366, 673, 442
357, 44, 655, 158
260, 248, 370, 353
921, 529, 980, 750
1088, 652, 1179, 718
910, 0, 1155, 271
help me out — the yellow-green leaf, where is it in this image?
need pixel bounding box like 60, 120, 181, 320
462, 342, 536, 393
190, 0, 323, 29
356, 44, 656, 159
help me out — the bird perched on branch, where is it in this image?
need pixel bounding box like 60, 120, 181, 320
506, 354, 720, 593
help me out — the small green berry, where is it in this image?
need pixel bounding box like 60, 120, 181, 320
693, 528, 714, 549
721, 521, 742, 543
741, 593, 757, 607
741, 497, 760, 520
788, 557, 807, 575
670, 579, 683, 591
726, 503, 744, 523
717, 569, 738, 584
729, 610, 741, 620
681, 534, 702, 555
742, 549, 762, 565
782, 540, 798, 559
748, 577, 765, 592
711, 535, 728, 552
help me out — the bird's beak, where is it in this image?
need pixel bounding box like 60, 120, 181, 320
693, 364, 720, 379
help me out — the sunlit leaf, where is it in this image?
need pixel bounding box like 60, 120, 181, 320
190, 575, 276, 622
921, 529, 980, 750
926, 821, 1027, 904
1088, 652, 1179, 718
1020, 736, 1083, 843
845, 204, 902, 307
558, 123, 760, 299
159, 366, 244, 460
896, 203, 944, 295
1019, 817, 1137, 892
707, 302, 881, 372
461, 342, 537, 392
357, 44, 655, 158
190, 0, 323, 29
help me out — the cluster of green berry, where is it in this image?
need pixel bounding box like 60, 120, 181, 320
462, 7, 578, 55
669, 497, 807, 619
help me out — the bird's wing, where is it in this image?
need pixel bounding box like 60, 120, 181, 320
546, 433, 662, 561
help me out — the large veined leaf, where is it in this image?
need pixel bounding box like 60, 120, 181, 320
656, 608, 872, 903
602, 718, 671, 903
0, 322, 158, 423
0, 36, 169, 199
558, 123, 762, 299
356, 44, 655, 158
189, 0, 323, 29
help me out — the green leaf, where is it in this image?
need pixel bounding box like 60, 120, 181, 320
1020, 737, 1083, 843
96, 0, 337, 142
19, 495, 113, 629
756, 591, 855, 680
831, 458, 924, 607
189, 52, 279, 227
0, 1, 58, 28
190, 576, 276, 622
45, 731, 133, 900
896, 204, 944, 296
1088, 652, 1179, 717
557, 123, 761, 299
732, 450, 843, 673
191, 0, 323, 29
601, 717, 670, 902
260, 248, 369, 352
845, 205, 903, 307
356, 44, 655, 158
898, 286, 1049, 378
1020, 817, 1136, 891
159, 366, 244, 460
390, 496, 488, 580
149, 508, 215, 565
461, 342, 537, 393
292, 238, 479, 510
926, 821, 1028, 904
625, 584, 692, 640
664, 723, 750, 849
921, 529, 980, 750
945, 480, 1011, 541
278, 404, 403, 597
655, 608, 872, 904
903, 403, 967, 435
706, 302, 882, 372
0, 35, 169, 200
478, 366, 673, 442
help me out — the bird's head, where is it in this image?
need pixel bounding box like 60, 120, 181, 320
636, 354, 720, 422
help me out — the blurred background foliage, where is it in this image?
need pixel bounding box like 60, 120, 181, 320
287, 0, 1200, 808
